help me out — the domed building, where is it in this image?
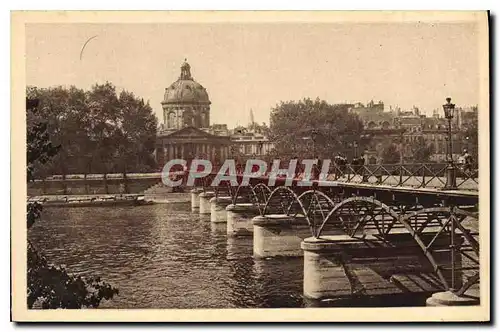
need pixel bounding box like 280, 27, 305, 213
156, 60, 231, 166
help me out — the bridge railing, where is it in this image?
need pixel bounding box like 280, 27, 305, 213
325, 162, 478, 190
39, 161, 479, 191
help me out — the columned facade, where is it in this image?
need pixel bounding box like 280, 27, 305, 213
156, 127, 230, 164
156, 128, 231, 166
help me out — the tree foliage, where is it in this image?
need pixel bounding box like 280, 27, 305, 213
26, 97, 60, 182
462, 111, 478, 161
27, 241, 118, 309
27, 83, 158, 178
268, 98, 366, 160
27, 96, 119, 309
379, 143, 400, 164
408, 137, 435, 163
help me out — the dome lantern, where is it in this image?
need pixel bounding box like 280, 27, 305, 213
162, 60, 211, 130
162, 60, 211, 105
180, 58, 192, 80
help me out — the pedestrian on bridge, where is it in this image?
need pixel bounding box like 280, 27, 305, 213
333, 154, 347, 180
312, 156, 322, 181
461, 149, 474, 174
352, 153, 368, 182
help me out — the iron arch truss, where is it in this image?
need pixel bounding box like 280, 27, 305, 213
202, 177, 480, 296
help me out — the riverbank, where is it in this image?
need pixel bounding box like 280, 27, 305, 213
28, 192, 191, 207
28, 194, 151, 208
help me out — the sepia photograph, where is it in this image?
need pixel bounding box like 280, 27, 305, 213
11, 10, 490, 322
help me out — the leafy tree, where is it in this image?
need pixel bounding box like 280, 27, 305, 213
268, 98, 366, 160
26, 97, 60, 181
27, 86, 89, 177
27, 242, 119, 309
408, 137, 435, 163
27, 97, 119, 308
26, 83, 158, 178
379, 142, 400, 164
116, 90, 158, 174
413, 143, 435, 163
85, 82, 121, 175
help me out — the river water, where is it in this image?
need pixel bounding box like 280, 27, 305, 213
29, 202, 427, 308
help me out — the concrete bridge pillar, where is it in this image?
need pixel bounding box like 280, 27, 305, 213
301, 232, 473, 302
301, 235, 360, 300
426, 289, 479, 306
209, 196, 233, 223
199, 191, 216, 215
190, 188, 203, 212
252, 214, 311, 258
226, 203, 261, 236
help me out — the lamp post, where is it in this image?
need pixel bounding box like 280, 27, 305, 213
396, 129, 405, 184
311, 130, 318, 157
257, 141, 264, 157
399, 129, 404, 165
301, 130, 319, 180
443, 97, 457, 190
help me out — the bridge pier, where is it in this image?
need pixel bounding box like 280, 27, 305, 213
199, 191, 215, 215
190, 188, 203, 212
426, 289, 479, 306
209, 197, 233, 223
301, 233, 467, 301
252, 214, 311, 258
301, 235, 363, 300
226, 203, 261, 236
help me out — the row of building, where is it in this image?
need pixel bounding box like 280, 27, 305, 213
154, 60, 477, 166
349, 100, 477, 163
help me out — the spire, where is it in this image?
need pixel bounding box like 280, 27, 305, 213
180, 58, 192, 80
249, 108, 255, 125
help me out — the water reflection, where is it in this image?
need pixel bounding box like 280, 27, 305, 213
252, 257, 304, 308
226, 235, 253, 260
199, 214, 211, 223
210, 222, 226, 236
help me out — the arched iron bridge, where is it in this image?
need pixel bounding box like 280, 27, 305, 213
195, 166, 480, 298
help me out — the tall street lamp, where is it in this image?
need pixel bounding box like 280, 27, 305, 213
443, 97, 457, 189
311, 129, 318, 158
257, 141, 264, 156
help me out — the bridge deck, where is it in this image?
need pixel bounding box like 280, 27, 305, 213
240, 175, 478, 199
314, 180, 478, 198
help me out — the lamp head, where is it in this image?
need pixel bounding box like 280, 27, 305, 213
442, 97, 455, 119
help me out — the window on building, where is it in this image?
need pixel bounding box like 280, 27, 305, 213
245, 145, 252, 155
168, 112, 175, 128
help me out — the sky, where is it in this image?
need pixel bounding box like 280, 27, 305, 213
26, 22, 480, 128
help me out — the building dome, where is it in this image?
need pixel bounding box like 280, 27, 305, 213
162, 60, 211, 105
